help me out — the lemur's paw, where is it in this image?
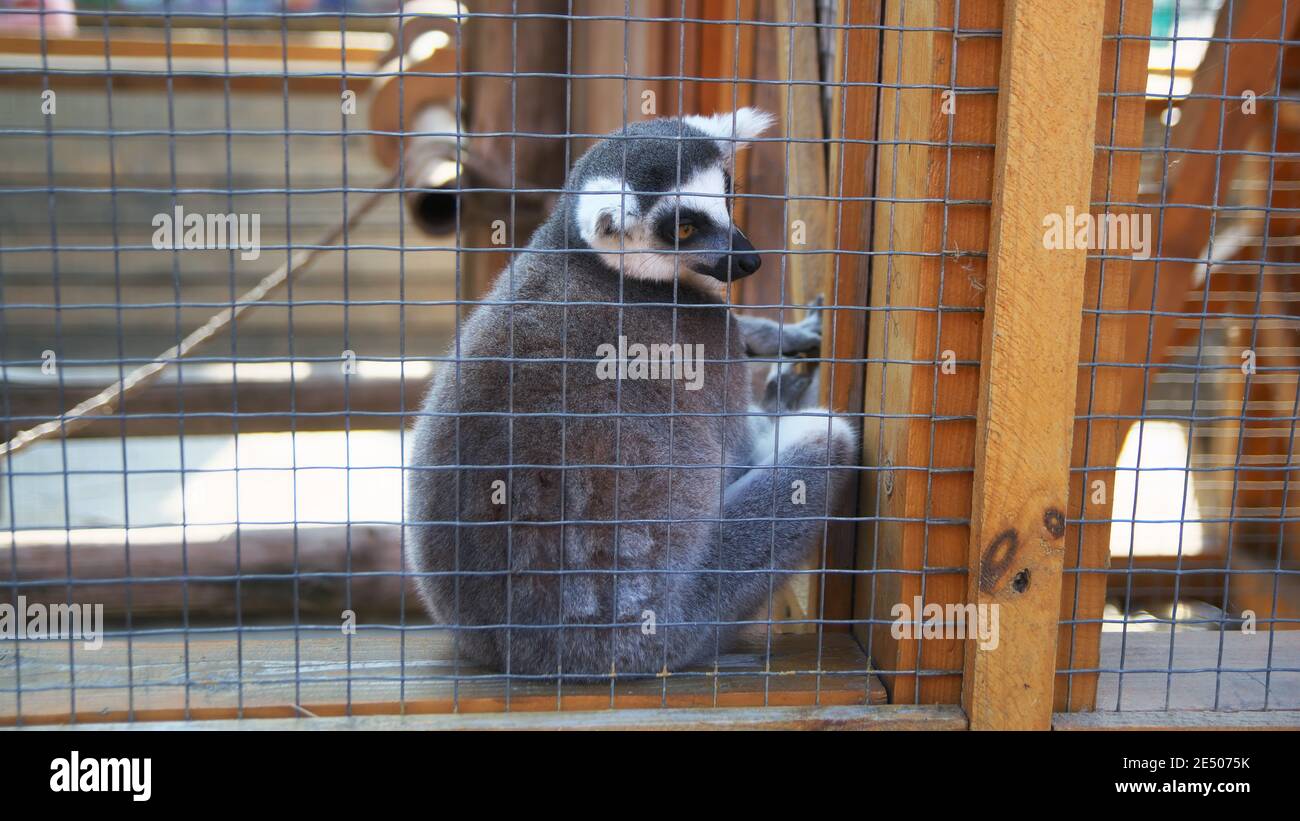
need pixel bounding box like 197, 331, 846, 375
781, 295, 825, 355
762, 361, 815, 412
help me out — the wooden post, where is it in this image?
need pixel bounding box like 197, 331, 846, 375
961, 0, 1106, 730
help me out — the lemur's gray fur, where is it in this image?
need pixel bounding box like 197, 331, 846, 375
406, 109, 857, 679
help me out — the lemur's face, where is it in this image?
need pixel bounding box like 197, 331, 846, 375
570, 108, 773, 292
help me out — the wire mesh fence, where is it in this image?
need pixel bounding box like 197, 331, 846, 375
1058, 0, 1300, 715
0, 0, 1296, 728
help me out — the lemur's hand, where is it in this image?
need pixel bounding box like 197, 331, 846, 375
779, 295, 824, 355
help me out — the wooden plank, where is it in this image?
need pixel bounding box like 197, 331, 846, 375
0, 631, 886, 726
1090, 630, 1300, 713
960, 0, 1106, 730
676, 0, 759, 231
1055, 710, 1300, 731
1056, 0, 1153, 713
0, 32, 387, 64
25, 704, 966, 731
1099, 553, 1229, 601
773, 0, 829, 308
856, 0, 999, 705
818, 0, 885, 644
821, 0, 882, 422
2, 372, 429, 438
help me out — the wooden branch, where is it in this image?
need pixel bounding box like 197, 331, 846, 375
961, 0, 1105, 730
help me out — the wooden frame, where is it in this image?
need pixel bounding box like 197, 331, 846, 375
4, 0, 1298, 731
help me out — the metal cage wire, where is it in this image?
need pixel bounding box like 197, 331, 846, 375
0, 0, 1295, 726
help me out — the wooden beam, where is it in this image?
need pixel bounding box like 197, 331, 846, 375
0, 30, 390, 95
2, 372, 427, 438
2, 524, 403, 621
961, 0, 1106, 730
1056, 0, 1153, 713
734, 3, 841, 634
810, 0, 886, 640
0, 32, 387, 64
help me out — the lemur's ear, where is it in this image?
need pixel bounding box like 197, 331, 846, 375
682, 107, 775, 165
574, 175, 640, 245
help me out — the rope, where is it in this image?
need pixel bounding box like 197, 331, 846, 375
0, 173, 398, 459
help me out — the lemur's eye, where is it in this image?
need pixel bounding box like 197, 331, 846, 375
676, 223, 696, 241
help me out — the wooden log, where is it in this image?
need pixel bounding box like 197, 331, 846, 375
2, 524, 404, 621
961, 0, 1105, 730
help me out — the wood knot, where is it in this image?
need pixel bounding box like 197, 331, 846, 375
979, 529, 1019, 594
1012, 569, 1030, 593
1043, 507, 1066, 539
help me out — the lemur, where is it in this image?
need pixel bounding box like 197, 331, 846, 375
405, 108, 857, 679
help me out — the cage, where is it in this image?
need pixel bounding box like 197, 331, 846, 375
0, 0, 1296, 731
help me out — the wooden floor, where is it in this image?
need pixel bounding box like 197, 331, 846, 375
1091, 630, 1300, 712
0, 630, 886, 726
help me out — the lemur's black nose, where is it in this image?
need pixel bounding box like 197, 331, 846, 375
730, 229, 762, 277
